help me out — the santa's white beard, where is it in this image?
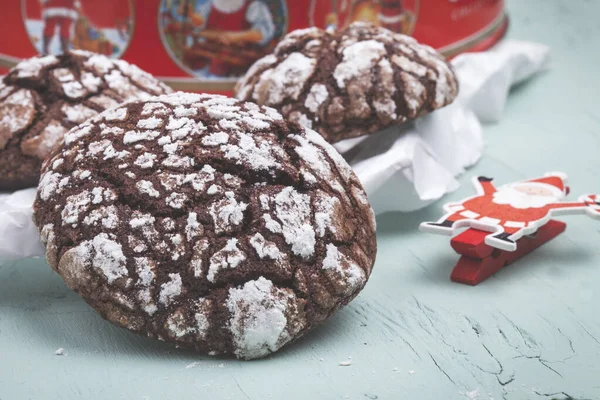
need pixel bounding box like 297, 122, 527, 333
493, 187, 558, 209
212, 0, 246, 13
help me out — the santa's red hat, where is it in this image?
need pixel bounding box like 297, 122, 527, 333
514, 172, 568, 198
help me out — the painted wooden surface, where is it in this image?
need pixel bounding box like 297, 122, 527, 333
1, 1, 600, 399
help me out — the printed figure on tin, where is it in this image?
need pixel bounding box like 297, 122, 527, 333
311, 0, 419, 35
22, 0, 134, 57
159, 0, 288, 79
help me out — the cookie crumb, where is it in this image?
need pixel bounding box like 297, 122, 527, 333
185, 362, 201, 369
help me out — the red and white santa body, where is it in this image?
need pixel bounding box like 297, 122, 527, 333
40, 0, 81, 53
421, 173, 600, 251
194, 0, 275, 76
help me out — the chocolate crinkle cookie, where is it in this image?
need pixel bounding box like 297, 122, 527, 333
33, 92, 377, 360
0, 50, 172, 190
235, 22, 459, 143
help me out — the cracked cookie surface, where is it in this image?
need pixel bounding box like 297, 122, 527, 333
33, 92, 377, 360
235, 22, 459, 143
0, 50, 172, 190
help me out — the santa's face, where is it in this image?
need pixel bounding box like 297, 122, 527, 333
212, 0, 246, 14
515, 185, 553, 197
493, 184, 560, 209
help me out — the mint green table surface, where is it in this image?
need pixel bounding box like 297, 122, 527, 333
2, 1, 600, 399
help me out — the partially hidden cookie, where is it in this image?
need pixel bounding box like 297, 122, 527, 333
0, 50, 172, 191
235, 22, 459, 143
33, 92, 377, 360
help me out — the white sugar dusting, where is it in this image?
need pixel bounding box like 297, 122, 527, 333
400, 71, 426, 114
16, 55, 58, 78
207, 239, 246, 283
29, 121, 68, 159
104, 108, 128, 121
64, 124, 93, 145
304, 84, 329, 113
334, 40, 386, 89
255, 52, 316, 104
236, 54, 278, 99
162, 155, 194, 168
82, 205, 119, 229
123, 130, 161, 144
136, 180, 160, 198
159, 273, 183, 306
263, 214, 282, 233
174, 105, 197, 117
158, 173, 184, 190
134, 257, 156, 286
391, 54, 427, 77
222, 131, 281, 171
202, 131, 229, 146
62, 104, 97, 124
273, 187, 315, 258
322, 244, 366, 292
134, 152, 157, 169
61, 191, 92, 226
87, 140, 111, 155
226, 277, 295, 359
194, 298, 211, 339
249, 233, 282, 260
314, 194, 338, 237
142, 102, 170, 116
52, 159, 64, 169
137, 116, 163, 129
259, 194, 270, 210
183, 165, 215, 192
185, 212, 202, 241
129, 212, 156, 229
166, 193, 187, 209
0, 89, 35, 147
209, 192, 248, 234
166, 310, 195, 338
191, 239, 209, 278
38, 171, 63, 200
88, 233, 129, 284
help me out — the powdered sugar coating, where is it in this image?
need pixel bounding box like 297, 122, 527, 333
34, 92, 376, 360
0, 51, 172, 190
236, 22, 458, 143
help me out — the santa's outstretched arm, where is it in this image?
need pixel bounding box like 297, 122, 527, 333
471, 176, 497, 195
548, 195, 600, 218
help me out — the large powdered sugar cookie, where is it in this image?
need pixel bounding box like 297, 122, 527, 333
33, 93, 377, 360
235, 22, 458, 143
0, 51, 172, 190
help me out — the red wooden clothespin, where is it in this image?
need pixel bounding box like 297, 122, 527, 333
420, 172, 600, 285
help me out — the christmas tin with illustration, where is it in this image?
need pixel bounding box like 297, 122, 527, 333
22, 0, 134, 57
1, 0, 508, 93
158, 0, 288, 87
310, 0, 419, 35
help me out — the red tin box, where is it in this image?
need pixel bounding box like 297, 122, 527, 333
0, 0, 507, 94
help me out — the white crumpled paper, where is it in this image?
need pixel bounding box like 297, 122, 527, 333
0, 40, 550, 261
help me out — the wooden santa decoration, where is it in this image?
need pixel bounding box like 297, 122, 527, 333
420, 173, 600, 285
